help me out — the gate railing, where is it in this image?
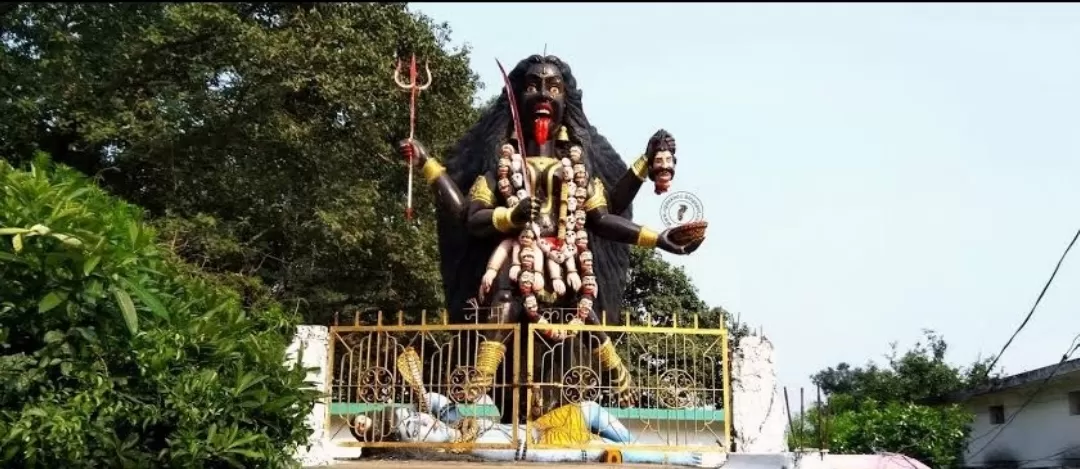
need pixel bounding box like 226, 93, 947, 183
527, 311, 730, 453
326, 310, 521, 450
325, 309, 730, 455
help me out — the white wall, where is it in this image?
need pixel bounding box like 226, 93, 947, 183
731, 335, 789, 453
962, 374, 1080, 468
285, 325, 333, 466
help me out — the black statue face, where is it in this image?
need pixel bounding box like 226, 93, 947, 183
520, 61, 566, 147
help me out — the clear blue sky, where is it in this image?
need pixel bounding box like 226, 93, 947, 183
412, 3, 1080, 393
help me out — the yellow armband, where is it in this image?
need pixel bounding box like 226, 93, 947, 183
422, 159, 445, 184
636, 226, 659, 249
492, 207, 519, 233
631, 154, 649, 181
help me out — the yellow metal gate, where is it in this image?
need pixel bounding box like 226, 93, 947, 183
324, 309, 730, 455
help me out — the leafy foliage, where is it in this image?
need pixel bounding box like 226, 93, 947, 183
624, 246, 709, 324
0, 156, 318, 468
1, 2, 482, 324
790, 330, 998, 468
829, 400, 972, 468
811, 330, 995, 410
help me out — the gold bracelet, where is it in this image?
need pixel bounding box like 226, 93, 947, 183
631, 154, 650, 181
492, 207, 519, 233
422, 159, 445, 184
636, 227, 659, 249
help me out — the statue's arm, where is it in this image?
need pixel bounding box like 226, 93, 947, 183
400, 139, 534, 237
608, 129, 678, 214
419, 158, 467, 218
400, 139, 468, 218
584, 178, 700, 255
583, 178, 662, 249
607, 154, 650, 215
463, 172, 522, 238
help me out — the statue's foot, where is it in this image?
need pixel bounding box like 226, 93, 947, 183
450, 417, 481, 452
615, 388, 637, 408
594, 338, 637, 407
611, 374, 637, 408
463, 340, 506, 402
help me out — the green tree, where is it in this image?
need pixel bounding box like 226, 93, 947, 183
0, 2, 482, 323
791, 330, 997, 468
811, 329, 995, 411
624, 246, 708, 324
0, 156, 318, 468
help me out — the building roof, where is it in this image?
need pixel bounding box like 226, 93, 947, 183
947, 357, 1080, 402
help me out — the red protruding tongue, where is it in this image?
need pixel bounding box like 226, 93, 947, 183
534, 117, 551, 146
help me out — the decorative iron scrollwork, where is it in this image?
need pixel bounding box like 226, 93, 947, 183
448, 365, 483, 403
357, 366, 394, 403
562, 366, 600, 403
658, 369, 697, 409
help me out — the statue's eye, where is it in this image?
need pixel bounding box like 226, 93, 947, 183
526, 85, 538, 93
549, 86, 560, 95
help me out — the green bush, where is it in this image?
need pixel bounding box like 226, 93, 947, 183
790, 399, 972, 468
0, 155, 320, 468
831, 400, 972, 468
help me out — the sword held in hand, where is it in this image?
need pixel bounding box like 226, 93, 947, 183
496, 58, 538, 222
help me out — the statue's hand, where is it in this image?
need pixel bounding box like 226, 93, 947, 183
511, 196, 540, 225
397, 139, 429, 168
533, 270, 546, 292
566, 272, 582, 292
509, 265, 521, 281
657, 228, 705, 255
552, 279, 566, 296
479, 268, 498, 302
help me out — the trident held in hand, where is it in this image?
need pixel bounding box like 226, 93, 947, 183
394, 54, 432, 220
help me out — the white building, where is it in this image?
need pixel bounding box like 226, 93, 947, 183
953, 358, 1080, 468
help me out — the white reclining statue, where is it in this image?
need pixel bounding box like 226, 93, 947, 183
355, 391, 724, 466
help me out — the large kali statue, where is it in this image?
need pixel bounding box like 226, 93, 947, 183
398, 54, 707, 410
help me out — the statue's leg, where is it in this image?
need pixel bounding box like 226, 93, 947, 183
579, 307, 636, 407
580, 401, 633, 443
469, 265, 517, 405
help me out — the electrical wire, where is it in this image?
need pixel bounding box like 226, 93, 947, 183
965, 333, 1080, 461
968, 331, 1080, 446
891, 335, 1080, 469
889, 227, 1079, 467
1008, 444, 1080, 466
977, 227, 1080, 383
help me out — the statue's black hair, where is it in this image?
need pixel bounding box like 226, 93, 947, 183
436, 55, 632, 325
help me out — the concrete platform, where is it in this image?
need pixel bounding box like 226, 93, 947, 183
310, 452, 930, 469
319, 462, 663, 469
